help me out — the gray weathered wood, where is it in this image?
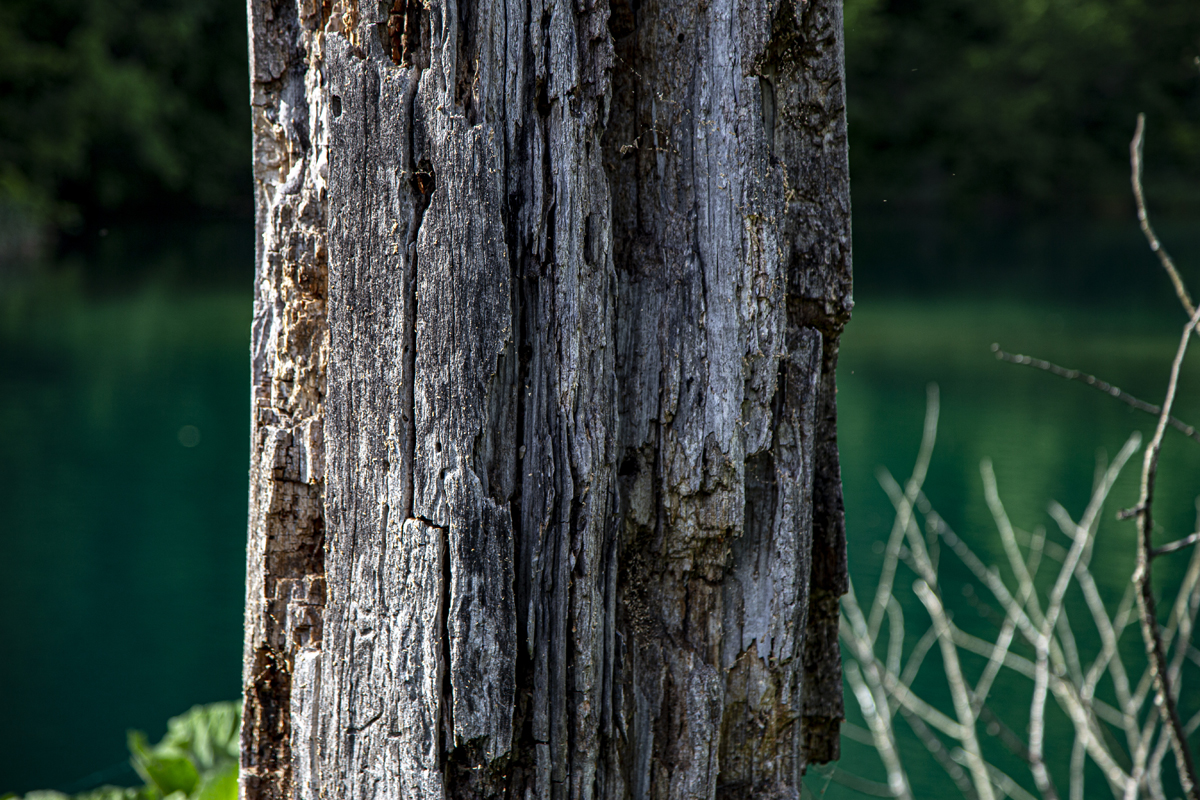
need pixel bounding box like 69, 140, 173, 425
241, 0, 853, 796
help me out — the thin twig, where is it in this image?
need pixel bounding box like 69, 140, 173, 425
841, 721, 876, 746
1127, 713, 1162, 800
972, 610, 1018, 715
1131, 113, 1195, 317
898, 705, 981, 800
983, 765, 1040, 800
992, 345, 1200, 445
915, 580, 998, 800
886, 596, 906, 680
829, 766, 898, 798
978, 704, 1036, 768
947, 751, 1040, 800
898, 623, 939, 698
1070, 736, 1087, 800
869, 384, 940, 642
1153, 532, 1200, 558
845, 659, 914, 800
1132, 301, 1200, 800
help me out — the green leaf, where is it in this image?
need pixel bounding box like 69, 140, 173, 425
158, 703, 240, 774
12, 703, 240, 800
193, 763, 236, 800
127, 731, 199, 798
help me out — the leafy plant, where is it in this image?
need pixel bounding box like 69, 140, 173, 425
2, 703, 240, 800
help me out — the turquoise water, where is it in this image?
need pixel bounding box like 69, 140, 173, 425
2, 221, 1200, 796
0, 229, 254, 794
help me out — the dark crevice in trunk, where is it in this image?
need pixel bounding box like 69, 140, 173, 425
607, 0, 636, 39
455, 0, 477, 123
406, 67, 429, 519
241, 645, 293, 800
388, 0, 428, 67
440, 522, 456, 760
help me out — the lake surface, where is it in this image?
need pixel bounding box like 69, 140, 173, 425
2, 218, 1199, 797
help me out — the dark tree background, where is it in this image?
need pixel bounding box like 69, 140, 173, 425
0, 0, 250, 230
2, 0, 1198, 237
844, 0, 1200, 217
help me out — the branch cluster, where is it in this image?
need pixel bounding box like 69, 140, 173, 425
835, 117, 1200, 800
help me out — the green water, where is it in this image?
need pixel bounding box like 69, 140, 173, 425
0, 229, 254, 794
2, 221, 1200, 797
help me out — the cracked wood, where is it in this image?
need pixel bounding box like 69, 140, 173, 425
241, 0, 853, 797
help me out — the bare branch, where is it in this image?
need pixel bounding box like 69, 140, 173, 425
1131, 300, 1200, 800
1131, 113, 1195, 318
992, 345, 1200, 445
983, 460, 1045, 623
914, 579, 998, 800
1152, 532, 1200, 558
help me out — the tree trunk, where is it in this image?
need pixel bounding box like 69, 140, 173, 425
239, 0, 852, 797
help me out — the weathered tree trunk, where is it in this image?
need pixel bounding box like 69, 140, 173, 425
240, 0, 852, 797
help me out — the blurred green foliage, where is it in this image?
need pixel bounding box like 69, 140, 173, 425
0, 0, 249, 230
844, 0, 1200, 217
2, 703, 240, 800
0, 0, 1196, 232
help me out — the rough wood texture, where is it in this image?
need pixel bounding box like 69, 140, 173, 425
241, 2, 333, 799
241, 0, 852, 796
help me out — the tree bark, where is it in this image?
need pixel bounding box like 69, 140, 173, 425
240, 0, 852, 797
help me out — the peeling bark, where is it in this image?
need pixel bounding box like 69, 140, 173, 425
241, 0, 852, 796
